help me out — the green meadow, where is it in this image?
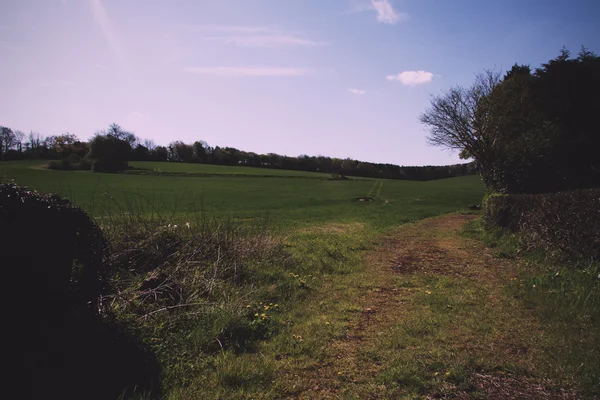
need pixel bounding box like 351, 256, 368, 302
3, 161, 596, 399
12, 160, 556, 400
0, 160, 484, 230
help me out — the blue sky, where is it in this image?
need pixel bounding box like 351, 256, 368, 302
1, 0, 599, 165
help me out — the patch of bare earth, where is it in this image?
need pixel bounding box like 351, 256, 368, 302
288, 214, 582, 399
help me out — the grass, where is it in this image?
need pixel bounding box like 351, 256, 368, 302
463, 218, 600, 397
128, 161, 330, 178
5, 160, 597, 398
0, 160, 483, 230
4, 159, 597, 398
1, 160, 487, 398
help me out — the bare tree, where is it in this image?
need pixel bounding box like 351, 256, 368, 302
143, 139, 157, 151
0, 126, 15, 158
28, 131, 42, 151
419, 70, 502, 173
13, 130, 25, 153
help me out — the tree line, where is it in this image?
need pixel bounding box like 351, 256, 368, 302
0, 123, 474, 180
421, 46, 600, 194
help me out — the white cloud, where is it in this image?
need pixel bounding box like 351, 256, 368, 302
386, 71, 435, 86
184, 67, 313, 78
195, 25, 324, 48
351, 1, 408, 24
371, 0, 403, 24
348, 88, 367, 95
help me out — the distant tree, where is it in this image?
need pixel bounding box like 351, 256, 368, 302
132, 144, 150, 161
0, 126, 15, 159
27, 131, 43, 157
52, 133, 79, 157
192, 141, 209, 163
104, 123, 138, 147
142, 139, 157, 151
13, 130, 25, 154
168, 141, 193, 162
152, 146, 168, 161
88, 134, 131, 172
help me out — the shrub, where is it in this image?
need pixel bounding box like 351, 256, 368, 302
77, 158, 92, 171
92, 157, 128, 173
0, 183, 159, 399
484, 188, 600, 260
89, 134, 131, 173
48, 158, 74, 170
67, 153, 82, 164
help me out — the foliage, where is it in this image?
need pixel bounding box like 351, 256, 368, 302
422, 47, 600, 193
2, 122, 476, 181
48, 158, 75, 171
77, 157, 92, 171
465, 218, 600, 395
483, 188, 600, 260
419, 70, 502, 186
0, 125, 16, 159
89, 131, 132, 172
48, 155, 92, 171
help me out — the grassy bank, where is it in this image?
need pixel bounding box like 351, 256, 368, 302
463, 219, 600, 397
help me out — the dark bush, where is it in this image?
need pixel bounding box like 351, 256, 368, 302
92, 157, 128, 173
0, 183, 159, 399
89, 134, 131, 173
48, 158, 74, 170
484, 188, 600, 260
77, 157, 92, 171
67, 153, 81, 164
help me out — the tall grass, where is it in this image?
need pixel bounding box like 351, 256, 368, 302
93, 192, 311, 397
463, 218, 600, 396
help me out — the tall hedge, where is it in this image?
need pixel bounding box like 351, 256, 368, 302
484, 189, 600, 260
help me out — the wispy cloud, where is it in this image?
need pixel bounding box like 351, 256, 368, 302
351, 0, 408, 24
90, 0, 128, 73
386, 71, 435, 86
348, 88, 367, 95
195, 25, 325, 48
184, 66, 313, 78
371, 0, 407, 24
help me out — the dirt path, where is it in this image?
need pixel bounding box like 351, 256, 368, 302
290, 214, 581, 399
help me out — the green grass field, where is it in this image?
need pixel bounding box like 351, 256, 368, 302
1, 160, 493, 399
3, 160, 595, 399
0, 160, 484, 231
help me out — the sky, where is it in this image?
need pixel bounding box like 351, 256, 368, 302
1, 0, 599, 166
